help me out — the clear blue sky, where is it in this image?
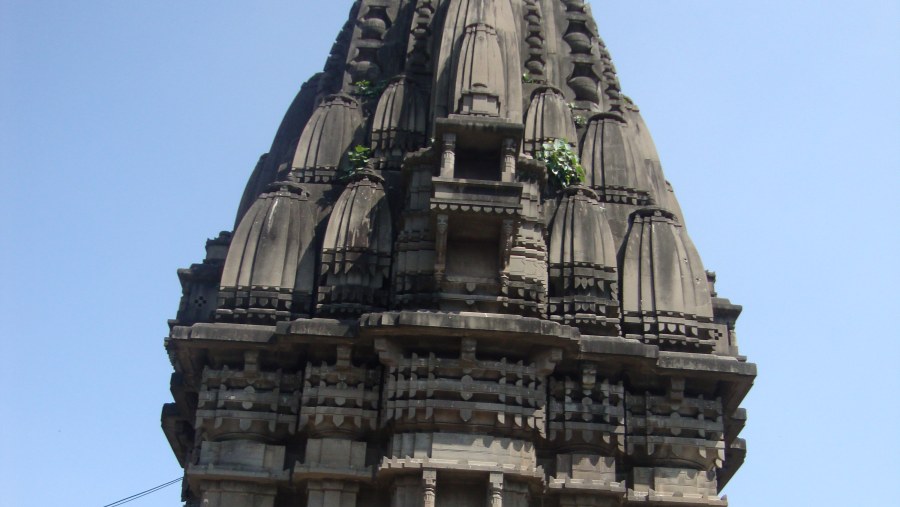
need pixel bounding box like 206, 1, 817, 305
1, 1, 898, 505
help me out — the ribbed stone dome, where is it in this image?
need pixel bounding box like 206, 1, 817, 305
371, 77, 428, 161
547, 185, 619, 335
620, 207, 717, 350
318, 170, 393, 316
216, 178, 317, 323
524, 86, 578, 154
580, 112, 651, 205
291, 94, 364, 181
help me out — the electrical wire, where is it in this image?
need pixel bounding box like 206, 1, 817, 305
102, 477, 182, 507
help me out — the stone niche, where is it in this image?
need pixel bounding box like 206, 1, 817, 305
430, 116, 527, 313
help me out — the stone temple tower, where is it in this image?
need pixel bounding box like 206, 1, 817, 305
162, 1, 755, 506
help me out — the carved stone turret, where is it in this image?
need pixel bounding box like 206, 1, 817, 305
524, 86, 578, 154
371, 77, 428, 163
216, 178, 317, 324
547, 185, 619, 335
164, 3, 755, 506
318, 170, 393, 316
621, 208, 719, 352
292, 94, 363, 182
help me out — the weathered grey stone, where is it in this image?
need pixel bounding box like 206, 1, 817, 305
580, 113, 651, 206
318, 170, 393, 316
547, 185, 620, 334
372, 77, 428, 164
292, 94, 364, 182
621, 208, 719, 352
163, 2, 755, 505
216, 179, 317, 324
524, 86, 577, 153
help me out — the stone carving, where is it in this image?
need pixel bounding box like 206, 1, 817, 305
433, 0, 523, 122
318, 170, 393, 316
596, 37, 624, 114
165, 2, 755, 505
547, 186, 620, 334
299, 345, 380, 437
381, 338, 552, 438
175, 231, 231, 327
580, 113, 652, 205
455, 22, 505, 117
621, 208, 721, 351
345, 0, 401, 86
371, 76, 428, 164
291, 94, 363, 182
194, 359, 301, 442
406, 0, 437, 74
524, 86, 578, 155
522, 0, 547, 81
547, 365, 625, 452
626, 389, 726, 471
559, 0, 603, 108
216, 179, 316, 323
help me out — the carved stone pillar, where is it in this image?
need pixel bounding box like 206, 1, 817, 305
441, 133, 456, 178
499, 219, 515, 272
434, 214, 449, 284
423, 469, 437, 507
489, 472, 504, 507
501, 138, 517, 182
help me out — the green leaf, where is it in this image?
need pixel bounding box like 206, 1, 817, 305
535, 138, 584, 189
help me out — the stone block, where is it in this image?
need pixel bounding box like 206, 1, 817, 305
631, 467, 725, 505
197, 440, 286, 475
199, 480, 276, 507
294, 438, 371, 481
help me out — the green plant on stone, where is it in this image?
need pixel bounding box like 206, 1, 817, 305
352, 80, 387, 99
574, 115, 587, 128
536, 139, 585, 189
348, 145, 371, 169
522, 72, 534, 84
339, 145, 372, 181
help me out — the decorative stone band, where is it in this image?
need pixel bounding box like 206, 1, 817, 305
379, 432, 544, 481
626, 392, 726, 470
547, 375, 625, 453
195, 367, 301, 442
299, 359, 381, 438
383, 351, 547, 438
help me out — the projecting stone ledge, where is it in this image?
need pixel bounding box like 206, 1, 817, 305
169, 322, 276, 343
359, 310, 580, 341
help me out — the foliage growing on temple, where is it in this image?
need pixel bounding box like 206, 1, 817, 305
537, 139, 585, 189
338, 145, 372, 181
352, 80, 387, 99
